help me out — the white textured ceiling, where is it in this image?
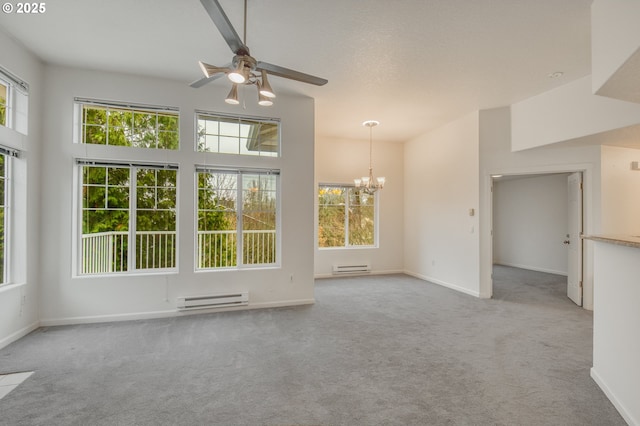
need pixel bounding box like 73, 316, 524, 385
0, 0, 593, 142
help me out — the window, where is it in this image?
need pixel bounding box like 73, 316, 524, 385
0, 80, 7, 127
0, 146, 19, 285
197, 168, 279, 269
318, 185, 376, 248
196, 113, 279, 156
0, 66, 29, 134
76, 99, 179, 149
0, 154, 7, 283
79, 161, 178, 274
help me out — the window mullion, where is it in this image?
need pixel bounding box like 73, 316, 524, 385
344, 189, 350, 247
236, 173, 243, 267
105, 108, 110, 146
129, 167, 137, 272
2, 156, 9, 284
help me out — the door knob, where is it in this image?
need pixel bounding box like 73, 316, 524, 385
564, 240, 570, 245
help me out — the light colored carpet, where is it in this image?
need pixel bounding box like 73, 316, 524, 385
0, 266, 626, 425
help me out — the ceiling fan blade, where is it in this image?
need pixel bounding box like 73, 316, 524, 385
199, 61, 231, 78
256, 62, 328, 86
199, 0, 248, 55
190, 73, 226, 88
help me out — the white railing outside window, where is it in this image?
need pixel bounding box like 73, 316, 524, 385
82, 230, 276, 273
81, 231, 128, 274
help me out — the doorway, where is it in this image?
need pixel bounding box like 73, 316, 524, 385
490, 172, 584, 307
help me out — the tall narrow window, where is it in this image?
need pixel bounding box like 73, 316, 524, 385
0, 81, 7, 127
196, 168, 279, 269
318, 185, 377, 248
76, 99, 179, 150
196, 113, 279, 156
0, 154, 7, 283
79, 161, 178, 275
0, 66, 29, 133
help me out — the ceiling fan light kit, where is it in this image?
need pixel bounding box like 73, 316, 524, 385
225, 84, 240, 105
228, 60, 247, 84
191, 0, 327, 106
259, 70, 276, 98
257, 82, 273, 106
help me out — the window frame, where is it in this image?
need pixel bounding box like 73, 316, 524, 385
195, 166, 281, 271
0, 146, 19, 286
0, 152, 10, 285
0, 65, 29, 133
195, 111, 280, 157
318, 183, 379, 249
0, 78, 9, 128
74, 98, 180, 150
76, 159, 179, 276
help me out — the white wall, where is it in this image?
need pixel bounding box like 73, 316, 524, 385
0, 30, 43, 348
404, 112, 480, 297
38, 64, 316, 325
600, 145, 640, 235
511, 76, 640, 151
591, 0, 640, 97
479, 107, 601, 308
493, 174, 569, 275
315, 136, 404, 277
591, 241, 640, 426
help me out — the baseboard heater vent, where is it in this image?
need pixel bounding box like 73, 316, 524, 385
332, 263, 371, 274
177, 292, 249, 311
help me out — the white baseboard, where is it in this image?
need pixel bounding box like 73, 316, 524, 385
40, 309, 181, 326
315, 269, 404, 280
39, 299, 316, 327
404, 270, 480, 298
247, 299, 315, 309
591, 367, 638, 426
0, 321, 40, 350
494, 262, 567, 276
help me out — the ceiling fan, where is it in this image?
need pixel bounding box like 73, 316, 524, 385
191, 0, 328, 106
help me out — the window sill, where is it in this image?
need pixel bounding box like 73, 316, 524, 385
0, 282, 27, 294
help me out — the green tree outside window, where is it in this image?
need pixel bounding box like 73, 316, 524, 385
318, 185, 375, 248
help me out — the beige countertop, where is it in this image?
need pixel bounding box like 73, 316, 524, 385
582, 234, 640, 249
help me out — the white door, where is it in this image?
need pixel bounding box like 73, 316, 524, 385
566, 172, 583, 306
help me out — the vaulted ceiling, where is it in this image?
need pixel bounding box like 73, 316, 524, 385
0, 0, 593, 142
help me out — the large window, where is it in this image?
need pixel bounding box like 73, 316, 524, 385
76, 99, 179, 149
196, 113, 279, 156
318, 185, 376, 248
79, 161, 178, 274
197, 168, 279, 269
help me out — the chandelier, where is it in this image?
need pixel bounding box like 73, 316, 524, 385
354, 120, 385, 194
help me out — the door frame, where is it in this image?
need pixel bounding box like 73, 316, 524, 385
480, 163, 594, 310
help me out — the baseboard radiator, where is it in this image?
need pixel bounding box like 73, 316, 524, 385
177, 292, 249, 311
332, 263, 371, 274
